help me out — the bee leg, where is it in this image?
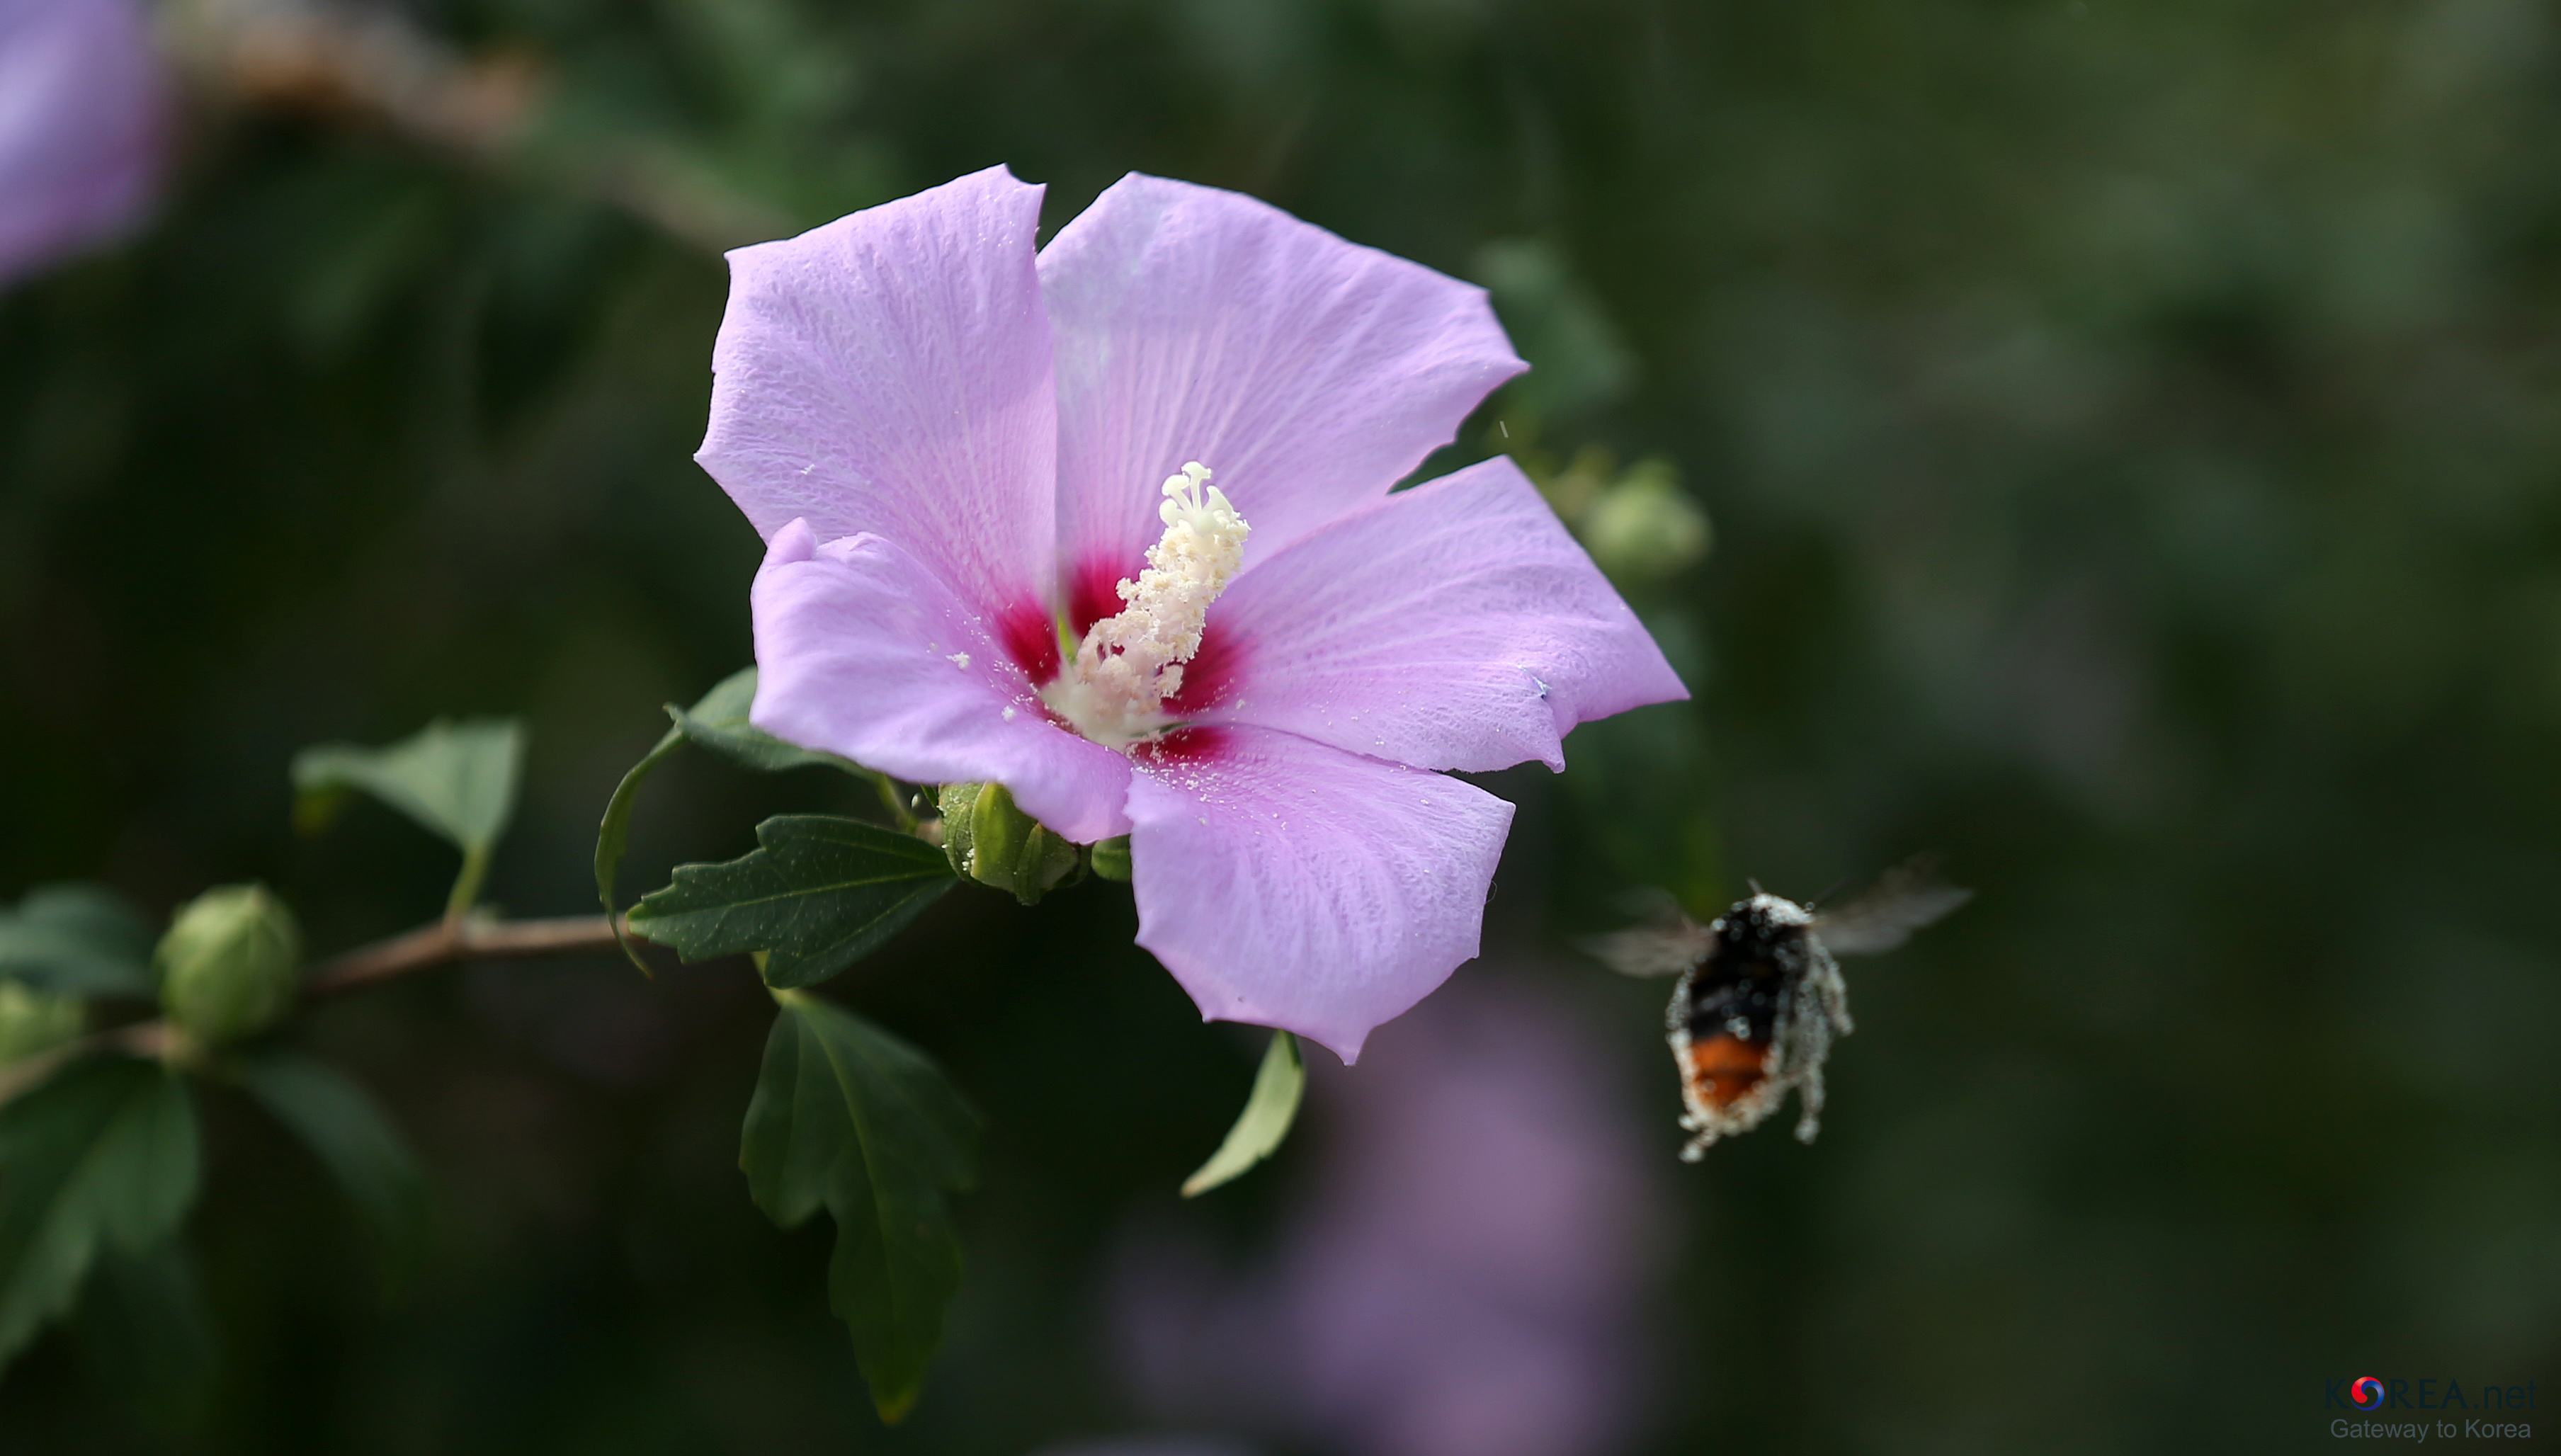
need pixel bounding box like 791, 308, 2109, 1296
1793, 1066, 1827, 1144
1811, 955, 1854, 1035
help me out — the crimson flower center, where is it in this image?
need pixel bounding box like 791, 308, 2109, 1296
1040, 461, 1248, 748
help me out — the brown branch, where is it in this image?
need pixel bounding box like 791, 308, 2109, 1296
0, 914, 630, 1108
0, 1020, 172, 1108
302, 913, 625, 998
0, 1020, 178, 1106
166, 0, 792, 256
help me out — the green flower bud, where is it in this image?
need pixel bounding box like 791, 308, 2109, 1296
1582, 458, 1710, 581
935, 782, 1083, 905
155, 884, 302, 1044
0, 981, 84, 1068
1089, 836, 1132, 882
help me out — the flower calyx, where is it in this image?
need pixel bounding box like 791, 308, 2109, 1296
937, 782, 1083, 904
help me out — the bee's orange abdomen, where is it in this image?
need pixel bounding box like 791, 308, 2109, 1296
1683, 1033, 1769, 1110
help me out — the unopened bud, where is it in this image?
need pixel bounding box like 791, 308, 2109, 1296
936, 782, 1083, 905
1581, 459, 1710, 581
0, 981, 83, 1068
155, 884, 302, 1043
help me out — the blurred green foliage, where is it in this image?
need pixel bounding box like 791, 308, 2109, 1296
3, 0, 2558, 1450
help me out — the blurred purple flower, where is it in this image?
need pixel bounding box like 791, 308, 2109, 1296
1111, 972, 1669, 1456
700, 166, 1684, 1059
0, 0, 170, 289
1029, 1443, 1256, 1456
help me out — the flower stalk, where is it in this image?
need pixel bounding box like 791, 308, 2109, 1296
0, 912, 628, 1110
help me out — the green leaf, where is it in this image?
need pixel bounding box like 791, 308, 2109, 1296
627, 816, 955, 990
595, 669, 904, 976
1181, 1030, 1305, 1198
0, 1057, 201, 1372
0, 885, 157, 999
295, 717, 526, 918
72, 1239, 215, 1426
595, 722, 686, 974
240, 1052, 428, 1291
741, 991, 979, 1422
293, 717, 526, 857
668, 666, 863, 775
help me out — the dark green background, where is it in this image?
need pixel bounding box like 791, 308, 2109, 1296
4, 0, 2556, 1449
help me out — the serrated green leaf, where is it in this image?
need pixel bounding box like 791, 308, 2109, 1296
627, 816, 955, 990
0, 885, 157, 999
595, 669, 902, 977
669, 666, 862, 775
293, 717, 526, 857
742, 992, 979, 1422
240, 1053, 428, 1292
1181, 1030, 1305, 1198
0, 1057, 200, 1372
72, 1239, 215, 1426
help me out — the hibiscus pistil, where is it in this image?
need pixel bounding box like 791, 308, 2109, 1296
1043, 462, 1250, 748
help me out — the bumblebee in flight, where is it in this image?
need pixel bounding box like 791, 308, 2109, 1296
1590, 865, 1969, 1161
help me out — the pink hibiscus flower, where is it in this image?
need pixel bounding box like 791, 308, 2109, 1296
699, 166, 1685, 1060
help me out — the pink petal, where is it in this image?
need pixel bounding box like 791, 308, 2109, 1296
1125, 726, 1514, 1062
698, 166, 1060, 621
1040, 174, 1525, 626
1179, 456, 1688, 773
749, 521, 1132, 843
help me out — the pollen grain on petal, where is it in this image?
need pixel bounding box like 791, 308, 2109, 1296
994, 599, 1062, 683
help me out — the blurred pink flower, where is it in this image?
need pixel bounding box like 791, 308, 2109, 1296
700, 166, 1683, 1059
1111, 972, 1670, 1456
0, 0, 170, 288
1030, 1443, 1254, 1456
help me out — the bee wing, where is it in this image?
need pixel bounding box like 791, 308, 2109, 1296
1584, 922, 1715, 977
1583, 891, 1715, 978
1812, 860, 1971, 957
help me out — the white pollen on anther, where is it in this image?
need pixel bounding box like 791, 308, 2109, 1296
1041, 460, 1249, 749
948, 652, 971, 668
